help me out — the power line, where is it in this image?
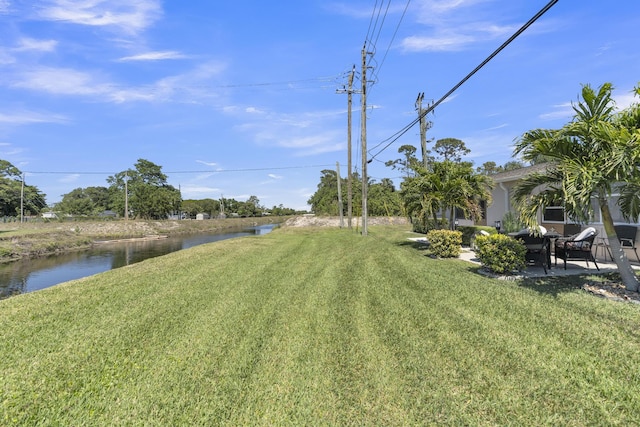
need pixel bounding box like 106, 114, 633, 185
371, 0, 411, 86
24, 164, 335, 176
367, 0, 559, 163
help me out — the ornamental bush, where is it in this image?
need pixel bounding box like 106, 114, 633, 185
426, 229, 462, 258
411, 217, 449, 234
457, 225, 498, 246
474, 233, 527, 274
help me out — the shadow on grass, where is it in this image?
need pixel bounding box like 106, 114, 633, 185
395, 240, 430, 251
462, 262, 626, 298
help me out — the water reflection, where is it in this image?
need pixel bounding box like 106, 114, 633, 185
0, 224, 276, 299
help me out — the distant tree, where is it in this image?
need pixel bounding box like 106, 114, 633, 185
58, 186, 110, 216
308, 170, 341, 215
0, 159, 47, 217
433, 138, 470, 162
477, 160, 525, 175
367, 179, 403, 216
107, 159, 181, 220
502, 160, 525, 171
385, 144, 421, 177
476, 161, 501, 175
270, 204, 297, 216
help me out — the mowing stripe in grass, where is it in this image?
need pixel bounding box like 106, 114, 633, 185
1, 225, 640, 425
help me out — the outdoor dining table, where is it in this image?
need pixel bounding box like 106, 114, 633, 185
508, 230, 561, 270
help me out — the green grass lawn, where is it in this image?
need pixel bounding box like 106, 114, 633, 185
1, 225, 639, 425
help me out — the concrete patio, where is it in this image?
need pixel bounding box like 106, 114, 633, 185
458, 247, 640, 279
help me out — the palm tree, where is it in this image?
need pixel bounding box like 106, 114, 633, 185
400, 161, 492, 231
513, 82, 640, 291
400, 172, 441, 231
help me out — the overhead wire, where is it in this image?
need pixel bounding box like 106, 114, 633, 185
367, 0, 560, 163
369, 0, 411, 91
24, 164, 335, 176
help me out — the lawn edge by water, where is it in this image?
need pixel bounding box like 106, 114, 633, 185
1, 225, 639, 425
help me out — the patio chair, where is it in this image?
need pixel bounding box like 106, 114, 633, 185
515, 232, 549, 274
614, 225, 640, 262
563, 223, 582, 237
554, 227, 599, 270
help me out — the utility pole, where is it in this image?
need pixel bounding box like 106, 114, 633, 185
20, 173, 24, 223
336, 65, 358, 229
361, 43, 370, 236
336, 162, 344, 228
124, 172, 129, 221
416, 92, 432, 170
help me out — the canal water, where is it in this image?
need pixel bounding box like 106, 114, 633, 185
0, 224, 277, 299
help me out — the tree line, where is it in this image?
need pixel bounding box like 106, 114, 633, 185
0, 158, 299, 220
306, 138, 518, 227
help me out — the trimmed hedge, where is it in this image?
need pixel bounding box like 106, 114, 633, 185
457, 225, 498, 246
474, 233, 527, 275
426, 229, 462, 258
411, 218, 449, 234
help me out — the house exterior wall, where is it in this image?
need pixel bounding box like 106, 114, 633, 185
487, 164, 640, 261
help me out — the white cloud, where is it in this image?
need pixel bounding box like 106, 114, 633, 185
10, 61, 226, 103
0, 110, 67, 125
118, 51, 187, 61
538, 103, 573, 121
245, 106, 265, 114
196, 160, 218, 167
36, 0, 162, 35
267, 174, 282, 180
402, 1, 523, 53
14, 37, 58, 52
402, 34, 475, 52
59, 173, 80, 183
12, 67, 106, 96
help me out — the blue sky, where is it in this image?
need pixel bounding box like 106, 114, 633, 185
1, 1, 639, 211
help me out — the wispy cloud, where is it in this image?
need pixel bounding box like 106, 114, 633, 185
0, 110, 67, 125
14, 37, 58, 52
196, 160, 218, 167
12, 67, 107, 96
35, 0, 162, 35
58, 173, 80, 183
401, 1, 522, 52
118, 50, 188, 61
10, 60, 227, 103
538, 102, 573, 121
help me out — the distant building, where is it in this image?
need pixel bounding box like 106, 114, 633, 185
98, 210, 118, 218
196, 213, 210, 220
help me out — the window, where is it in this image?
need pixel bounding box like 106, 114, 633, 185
543, 205, 564, 222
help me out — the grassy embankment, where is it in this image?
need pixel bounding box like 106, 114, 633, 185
0, 217, 280, 262
1, 225, 640, 425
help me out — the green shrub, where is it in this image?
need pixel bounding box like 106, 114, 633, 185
457, 225, 498, 246
411, 217, 449, 234
501, 211, 524, 233
475, 233, 527, 274
426, 229, 462, 258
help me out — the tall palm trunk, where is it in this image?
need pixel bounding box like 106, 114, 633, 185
599, 198, 639, 291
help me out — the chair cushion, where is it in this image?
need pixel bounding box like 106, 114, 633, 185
561, 240, 592, 251
575, 226, 596, 241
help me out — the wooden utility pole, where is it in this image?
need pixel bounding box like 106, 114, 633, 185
336, 66, 357, 229
20, 173, 24, 223
361, 43, 369, 236
336, 162, 344, 228
124, 172, 129, 221
416, 92, 431, 170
